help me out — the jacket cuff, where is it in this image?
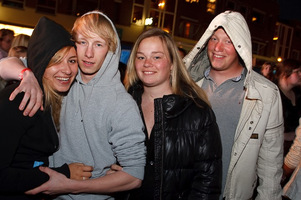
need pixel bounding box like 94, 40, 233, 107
52, 163, 70, 178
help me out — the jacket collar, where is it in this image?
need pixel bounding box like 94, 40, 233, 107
129, 83, 193, 118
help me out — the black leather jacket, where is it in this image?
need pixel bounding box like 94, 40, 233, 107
129, 84, 222, 200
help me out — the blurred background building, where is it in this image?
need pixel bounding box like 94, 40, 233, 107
0, 0, 300, 66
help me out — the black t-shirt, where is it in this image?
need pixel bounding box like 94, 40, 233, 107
128, 129, 155, 200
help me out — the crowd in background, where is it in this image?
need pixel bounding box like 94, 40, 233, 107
0, 29, 30, 90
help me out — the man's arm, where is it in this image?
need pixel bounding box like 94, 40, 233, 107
26, 166, 141, 195
0, 57, 43, 116
283, 118, 301, 181
0, 57, 25, 80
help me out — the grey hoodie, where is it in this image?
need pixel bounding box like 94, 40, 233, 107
50, 12, 146, 200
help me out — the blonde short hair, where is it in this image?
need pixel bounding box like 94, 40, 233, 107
11, 34, 30, 48
71, 11, 117, 52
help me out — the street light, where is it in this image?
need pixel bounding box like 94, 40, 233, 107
158, 2, 165, 9
277, 57, 282, 62
145, 17, 153, 26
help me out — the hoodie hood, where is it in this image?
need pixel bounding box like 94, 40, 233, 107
76, 11, 121, 86
27, 17, 75, 89
184, 11, 252, 82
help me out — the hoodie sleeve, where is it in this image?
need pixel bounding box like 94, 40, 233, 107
108, 94, 146, 180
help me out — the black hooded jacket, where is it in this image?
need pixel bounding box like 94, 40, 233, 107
0, 17, 74, 199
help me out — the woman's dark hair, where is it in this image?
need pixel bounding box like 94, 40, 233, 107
276, 59, 301, 80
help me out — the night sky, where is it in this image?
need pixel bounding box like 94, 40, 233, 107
277, 0, 301, 21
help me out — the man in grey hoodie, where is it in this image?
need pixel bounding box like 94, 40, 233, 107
0, 11, 146, 200
183, 11, 283, 200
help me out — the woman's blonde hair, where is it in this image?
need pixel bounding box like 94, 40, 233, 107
42, 46, 74, 131
71, 11, 117, 52
125, 28, 210, 107
11, 34, 30, 48
8, 46, 27, 57
8, 34, 30, 58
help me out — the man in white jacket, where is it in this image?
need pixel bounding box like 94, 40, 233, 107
184, 11, 284, 200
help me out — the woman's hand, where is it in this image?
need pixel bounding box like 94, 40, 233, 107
69, 163, 93, 180
10, 69, 44, 117
106, 164, 123, 175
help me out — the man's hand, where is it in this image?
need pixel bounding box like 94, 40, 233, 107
69, 163, 93, 180
25, 166, 73, 195
9, 69, 43, 117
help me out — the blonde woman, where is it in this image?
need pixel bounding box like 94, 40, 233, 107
110, 28, 222, 200
275, 59, 301, 158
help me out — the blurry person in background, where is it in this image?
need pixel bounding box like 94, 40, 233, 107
1, 35, 30, 91
0, 28, 14, 60
260, 61, 276, 82
10, 34, 30, 49
0, 29, 15, 90
275, 59, 301, 159
8, 46, 28, 58
178, 47, 187, 59
8, 33, 30, 59
282, 118, 301, 200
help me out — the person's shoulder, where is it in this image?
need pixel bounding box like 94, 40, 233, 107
111, 84, 139, 109
115, 85, 135, 102
251, 70, 279, 91
0, 83, 30, 121
186, 97, 216, 120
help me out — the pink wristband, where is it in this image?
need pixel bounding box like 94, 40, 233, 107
18, 68, 32, 80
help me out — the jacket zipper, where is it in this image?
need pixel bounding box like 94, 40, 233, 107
158, 99, 165, 199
